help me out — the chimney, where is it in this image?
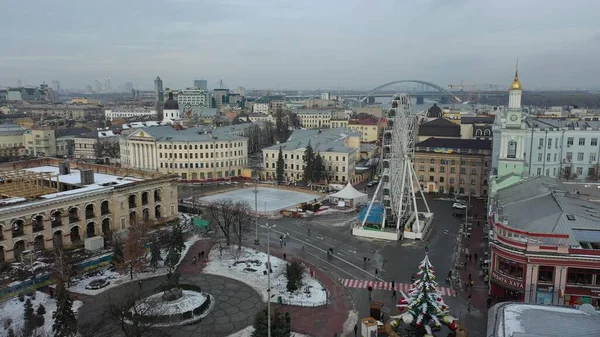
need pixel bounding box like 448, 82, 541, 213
80, 169, 95, 185
58, 161, 70, 175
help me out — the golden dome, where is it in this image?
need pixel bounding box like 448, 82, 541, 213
509, 72, 522, 90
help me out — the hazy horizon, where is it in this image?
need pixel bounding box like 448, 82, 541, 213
1, 0, 599, 91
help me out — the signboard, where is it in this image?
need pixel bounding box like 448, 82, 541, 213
492, 271, 524, 290
192, 217, 209, 228
433, 147, 454, 154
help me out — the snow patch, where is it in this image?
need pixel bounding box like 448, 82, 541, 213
203, 246, 327, 307
68, 235, 201, 296
227, 326, 311, 337
342, 310, 359, 336
133, 290, 207, 316
0, 291, 82, 337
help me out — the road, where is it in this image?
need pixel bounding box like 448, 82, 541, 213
252, 198, 487, 336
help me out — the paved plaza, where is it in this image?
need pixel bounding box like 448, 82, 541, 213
198, 187, 319, 212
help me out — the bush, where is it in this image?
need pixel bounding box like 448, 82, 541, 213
285, 261, 305, 292
36, 304, 46, 316
33, 315, 45, 328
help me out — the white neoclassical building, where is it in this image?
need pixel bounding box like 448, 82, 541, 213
120, 125, 248, 181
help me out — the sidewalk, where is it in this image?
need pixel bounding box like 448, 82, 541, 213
254, 245, 353, 337
457, 198, 490, 313
179, 238, 214, 275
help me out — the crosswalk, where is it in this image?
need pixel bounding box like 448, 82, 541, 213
340, 279, 455, 296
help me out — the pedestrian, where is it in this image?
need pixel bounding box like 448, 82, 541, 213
465, 253, 468, 261
280, 238, 283, 248
463, 262, 467, 270
468, 273, 472, 281
192, 256, 197, 265
283, 253, 287, 260
391, 280, 395, 291
363, 257, 367, 268
138, 280, 142, 289
474, 253, 478, 262
447, 271, 452, 282
201, 250, 205, 259
354, 324, 358, 337
487, 295, 493, 308
470, 279, 475, 288
375, 268, 379, 278
392, 289, 397, 299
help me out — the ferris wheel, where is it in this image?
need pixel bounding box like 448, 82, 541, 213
360, 94, 430, 235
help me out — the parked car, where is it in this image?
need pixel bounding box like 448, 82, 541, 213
367, 181, 376, 187
452, 202, 467, 210
452, 210, 466, 218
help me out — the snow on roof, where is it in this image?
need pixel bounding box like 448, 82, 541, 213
329, 182, 367, 200
489, 303, 600, 337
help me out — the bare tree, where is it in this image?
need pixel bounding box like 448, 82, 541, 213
204, 199, 237, 245
587, 164, 600, 182
118, 221, 149, 280
231, 201, 252, 250
95, 139, 120, 159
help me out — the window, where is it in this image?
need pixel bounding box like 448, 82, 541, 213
546, 153, 551, 162
460, 160, 466, 166
470, 179, 476, 185
554, 153, 557, 161
440, 177, 444, 183
592, 138, 598, 146
420, 159, 424, 163
576, 167, 583, 175
450, 160, 456, 165
577, 152, 584, 161
590, 153, 596, 162
538, 138, 544, 147
566, 152, 573, 161
537, 168, 542, 175
459, 177, 465, 184
567, 268, 596, 285
439, 167, 445, 173
429, 176, 434, 182
429, 166, 435, 172
538, 266, 555, 283
497, 257, 524, 279
567, 137, 574, 146
419, 165, 425, 171
507, 140, 517, 158
430, 159, 435, 164
419, 175, 424, 181
450, 167, 456, 173
579, 138, 586, 146
449, 178, 455, 184
460, 168, 466, 174
471, 168, 477, 175
547, 138, 552, 148
545, 169, 549, 176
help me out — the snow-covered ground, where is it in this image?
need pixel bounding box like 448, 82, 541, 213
203, 246, 327, 307
228, 326, 311, 337
134, 290, 207, 316
0, 291, 82, 337
68, 235, 201, 296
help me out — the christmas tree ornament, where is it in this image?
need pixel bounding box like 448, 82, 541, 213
390, 319, 399, 328
402, 314, 413, 324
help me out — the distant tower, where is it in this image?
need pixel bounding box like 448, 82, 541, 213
52, 80, 61, 92
94, 79, 102, 93
17, 79, 22, 87
154, 76, 164, 120
124, 81, 133, 93
105, 78, 112, 93
193, 79, 207, 90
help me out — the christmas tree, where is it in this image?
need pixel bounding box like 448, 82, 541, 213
391, 251, 459, 336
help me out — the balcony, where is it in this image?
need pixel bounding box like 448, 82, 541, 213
85, 211, 95, 220
12, 228, 24, 238
52, 219, 62, 228
32, 222, 44, 233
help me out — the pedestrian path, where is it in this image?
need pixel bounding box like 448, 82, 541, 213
340, 279, 455, 296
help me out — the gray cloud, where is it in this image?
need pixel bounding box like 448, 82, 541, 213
0, 0, 598, 90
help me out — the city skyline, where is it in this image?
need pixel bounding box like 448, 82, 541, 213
0, 0, 599, 90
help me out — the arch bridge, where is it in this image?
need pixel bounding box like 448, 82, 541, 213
359, 80, 462, 103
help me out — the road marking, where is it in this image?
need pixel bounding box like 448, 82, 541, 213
340, 279, 456, 296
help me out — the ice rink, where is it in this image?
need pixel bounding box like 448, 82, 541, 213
198, 187, 319, 212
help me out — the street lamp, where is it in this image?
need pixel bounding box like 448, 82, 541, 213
261, 223, 276, 337
253, 175, 259, 245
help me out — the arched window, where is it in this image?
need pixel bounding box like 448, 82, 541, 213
195, 145, 198, 149
475, 129, 482, 136
179, 145, 182, 150
507, 140, 517, 159
158, 144, 162, 149
184, 145, 187, 150
484, 129, 491, 136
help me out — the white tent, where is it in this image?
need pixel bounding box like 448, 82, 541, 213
328, 182, 369, 207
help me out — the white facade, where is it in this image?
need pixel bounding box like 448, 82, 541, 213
252, 102, 269, 114
297, 110, 332, 129
177, 88, 209, 109
162, 108, 181, 124
105, 108, 157, 121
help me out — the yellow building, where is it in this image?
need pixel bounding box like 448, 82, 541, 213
347, 116, 381, 143
297, 109, 331, 129
70, 97, 100, 105
0, 158, 178, 262
414, 138, 492, 197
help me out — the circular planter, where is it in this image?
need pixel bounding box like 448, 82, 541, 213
85, 278, 110, 290
127, 284, 214, 327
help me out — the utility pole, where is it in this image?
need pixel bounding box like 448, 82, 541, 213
254, 176, 259, 245
264, 223, 276, 337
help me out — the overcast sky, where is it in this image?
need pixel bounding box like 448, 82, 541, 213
1, 0, 599, 91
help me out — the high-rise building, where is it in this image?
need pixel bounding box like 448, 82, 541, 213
105, 78, 112, 93
94, 79, 102, 93
86, 85, 93, 93
193, 79, 208, 90
154, 76, 164, 119
124, 82, 133, 93
213, 89, 230, 109
178, 87, 210, 117
52, 80, 61, 93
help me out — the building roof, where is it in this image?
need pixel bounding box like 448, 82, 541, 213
487, 302, 600, 337
297, 109, 332, 115
416, 137, 492, 150
264, 128, 360, 153
427, 104, 442, 118
461, 116, 496, 124
0, 124, 27, 136
349, 116, 379, 125
525, 118, 600, 130
130, 125, 245, 142
418, 118, 461, 137
55, 127, 93, 138
496, 176, 600, 246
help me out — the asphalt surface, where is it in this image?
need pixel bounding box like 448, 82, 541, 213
252, 198, 487, 336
